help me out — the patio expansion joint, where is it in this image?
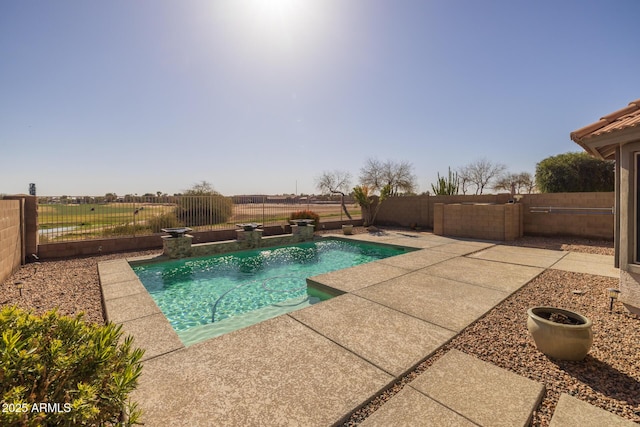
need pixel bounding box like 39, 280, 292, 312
421, 271, 511, 296
287, 313, 400, 378
352, 292, 460, 335
137, 346, 184, 363
117, 310, 162, 324
547, 251, 571, 268
376, 250, 467, 274
406, 386, 483, 427
424, 259, 547, 296
467, 252, 572, 269
428, 241, 498, 255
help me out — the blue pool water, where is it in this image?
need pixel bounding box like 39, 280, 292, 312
132, 239, 408, 344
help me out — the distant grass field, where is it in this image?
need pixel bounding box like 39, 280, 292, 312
38, 202, 361, 242
38, 203, 172, 228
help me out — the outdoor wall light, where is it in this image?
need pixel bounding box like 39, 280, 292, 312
608, 288, 621, 311
14, 280, 23, 297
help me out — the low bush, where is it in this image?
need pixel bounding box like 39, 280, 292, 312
147, 211, 183, 233
289, 210, 320, 227
101, 224, 150, 237
177, 194, 233, 227
0, 306, 144, 426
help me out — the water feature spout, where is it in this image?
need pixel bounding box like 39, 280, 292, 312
161, 227, 193, 238
161, 228, 194, 258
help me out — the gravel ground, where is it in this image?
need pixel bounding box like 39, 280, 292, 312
0, 250, 160, 324
2, 230, 638, 426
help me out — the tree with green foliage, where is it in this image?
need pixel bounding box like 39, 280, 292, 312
177, 181, 233, 226
535, 152, 614, 193
353, 184, 392, 226
0, 306, 144, 426
431, 167, 459, 195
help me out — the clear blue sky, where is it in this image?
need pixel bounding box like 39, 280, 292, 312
1, 0, 638, 197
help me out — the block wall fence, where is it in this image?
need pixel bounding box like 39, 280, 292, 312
433, 203, 523, 241
0, 199, 23, 284
376, 192, 614, 240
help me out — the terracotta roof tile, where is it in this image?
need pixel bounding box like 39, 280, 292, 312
571, 99, 640, 142
570, 99, 640, 160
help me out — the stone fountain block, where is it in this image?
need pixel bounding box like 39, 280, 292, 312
292, 225, 315, 241
162, 235, 193, 259
236, 229, 263, 248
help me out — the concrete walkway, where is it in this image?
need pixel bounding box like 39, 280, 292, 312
99, 231, 627, 426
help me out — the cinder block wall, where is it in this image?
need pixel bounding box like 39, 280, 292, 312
434, 202, 523, 241
520, 192, 614, 239
0, 199, 23, 283
376, 194, 511, 229
377, 192, 614, 239
3, 195, 37, 257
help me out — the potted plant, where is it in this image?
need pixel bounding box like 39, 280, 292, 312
527, 306, 593, 361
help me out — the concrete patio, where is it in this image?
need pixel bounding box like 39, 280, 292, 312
98, 231, 631, 426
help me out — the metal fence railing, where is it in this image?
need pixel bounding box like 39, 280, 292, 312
529, 206, 615, 215
37, 195, 361, 243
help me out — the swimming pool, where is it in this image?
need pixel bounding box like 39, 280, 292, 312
132, 238, 409, 344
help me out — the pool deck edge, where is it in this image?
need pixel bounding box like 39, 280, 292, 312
99, 259, 184, 362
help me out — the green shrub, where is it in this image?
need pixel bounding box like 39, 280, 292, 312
535, 151, 614, 192
289, 210, 320, 227
147, 211, 183, 233
177, 195, 233, 227
0, 306, 144, 426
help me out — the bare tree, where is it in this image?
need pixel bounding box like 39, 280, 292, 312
458, 166, 472, 195
494, 171, 536, 194
359, 158, 417, 195
359, 158, 384, 190
315, 170, 353, 219
518, 172, 536, 194
460, 159, 506, 194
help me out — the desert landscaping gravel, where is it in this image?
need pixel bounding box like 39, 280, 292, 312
0, 250, 160, 324
1, 231, 638, 426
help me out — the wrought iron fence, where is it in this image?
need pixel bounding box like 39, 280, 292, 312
37, 195, 361, 243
